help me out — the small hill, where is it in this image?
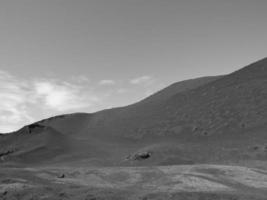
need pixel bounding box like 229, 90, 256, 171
0, 125, 70, 164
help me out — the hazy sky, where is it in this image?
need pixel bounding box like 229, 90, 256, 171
0, 0, 266, 132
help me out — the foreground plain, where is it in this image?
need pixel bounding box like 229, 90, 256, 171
1, 164, 267, 200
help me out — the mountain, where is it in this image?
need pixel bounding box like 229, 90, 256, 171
0, 58, 267, 167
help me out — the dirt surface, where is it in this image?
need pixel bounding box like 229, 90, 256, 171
0, 164, 267, 200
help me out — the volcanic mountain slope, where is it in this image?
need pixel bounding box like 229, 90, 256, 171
0, 124, 71, 164
87, 58, 267, 139
0, 58, 267, 166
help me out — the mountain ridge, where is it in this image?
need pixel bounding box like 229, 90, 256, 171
0, 58, 266, 166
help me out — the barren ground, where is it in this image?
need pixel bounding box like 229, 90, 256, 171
1, 164, 267, 200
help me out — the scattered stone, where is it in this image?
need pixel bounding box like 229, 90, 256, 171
58, 174, 65, 178
2, 191, 8, 196
27, 123, 45, 133
1, 179, 16, 184
126, 151, 152, 161
0, 149, 15, 158
192, 126, 199, 132
133, 152, 152, 160
253, 146, 259, 151
85, 195, 97, 200
59, 192, 66, 197
202, 131, 209, 136
240, 123, 246, 128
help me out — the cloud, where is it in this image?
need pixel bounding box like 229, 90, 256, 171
98, 79, 116, 85
0, 70, 102, 133
129, 75, 166, 100
130, 75, 154, 85
34, 81, 99, 111
116, 88, 128, 94
0, 70, 34, 132
71, 75, 90, 83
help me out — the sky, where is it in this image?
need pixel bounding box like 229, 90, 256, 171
0, 0, 266, 133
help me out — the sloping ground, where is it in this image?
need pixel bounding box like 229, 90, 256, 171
134, 76, 221, 106
86, 58, 267, 139
0, 164, 267, 200
0, 58, 266, 166
36, 75, 221, 137
0, 125, 71, 164
0, 76, 221, 165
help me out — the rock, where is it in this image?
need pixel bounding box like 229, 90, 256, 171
57, 174, 65, 178
27, 123, 45, 133
133, 152, 152, 160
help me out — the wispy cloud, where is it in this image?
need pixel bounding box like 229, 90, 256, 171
71, 75, 90, 83
116, 88, 128, 94
98, 79, 116, 85
130, 75, 154, 85
34, 81, 99, 111
0, 70, 34, 132
0, 70, 103, 133
129, 75, 165, 99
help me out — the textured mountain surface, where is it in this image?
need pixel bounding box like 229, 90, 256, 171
0, 58, 267, 166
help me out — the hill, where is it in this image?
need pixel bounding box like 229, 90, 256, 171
0, 58, 267, 167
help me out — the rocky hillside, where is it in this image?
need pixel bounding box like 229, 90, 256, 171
0, 58, 266, 166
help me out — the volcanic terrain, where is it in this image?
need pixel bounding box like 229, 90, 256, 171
0, 58, 267, 199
